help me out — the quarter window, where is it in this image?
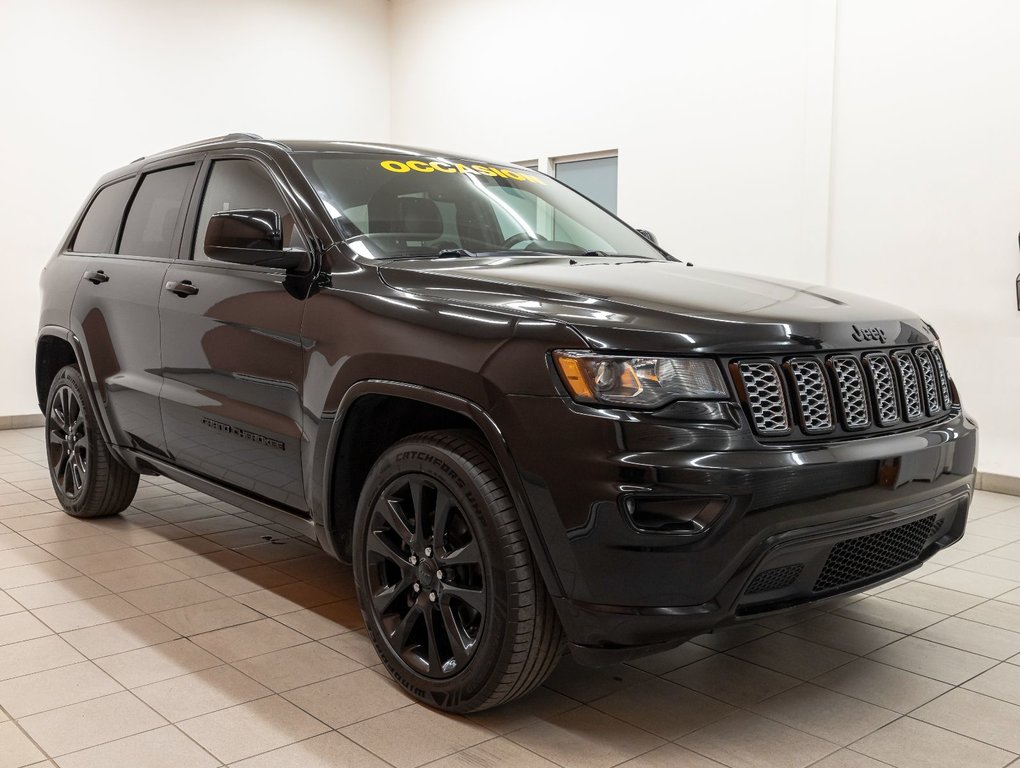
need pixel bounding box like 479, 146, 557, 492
70, 179, 134, 254
193, 160, 304, 262
118, 165, 195, 259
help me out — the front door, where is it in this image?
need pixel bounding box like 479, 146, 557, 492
158, 156, 309, 510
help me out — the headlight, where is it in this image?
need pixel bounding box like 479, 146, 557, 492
553, 351, 729, 408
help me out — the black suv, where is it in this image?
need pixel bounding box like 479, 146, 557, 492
37, 133, 977, 712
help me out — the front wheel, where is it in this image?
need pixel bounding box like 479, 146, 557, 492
44, 365, 139, 518
352, 430, 563, 712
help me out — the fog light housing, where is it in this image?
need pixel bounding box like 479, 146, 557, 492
624, 496, 728, 535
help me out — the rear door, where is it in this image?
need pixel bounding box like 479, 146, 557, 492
70, 159, 200, 455
158, 154, 309, 510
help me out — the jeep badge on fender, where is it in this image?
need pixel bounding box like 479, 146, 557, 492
36, 133, 977, 712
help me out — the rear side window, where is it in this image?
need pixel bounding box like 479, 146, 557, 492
118, 165, 195, 259
70, 179, 134, 254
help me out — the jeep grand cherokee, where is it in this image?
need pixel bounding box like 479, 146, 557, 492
36, 133, 977, 712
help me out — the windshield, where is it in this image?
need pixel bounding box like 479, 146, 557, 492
293, 151, 667, 261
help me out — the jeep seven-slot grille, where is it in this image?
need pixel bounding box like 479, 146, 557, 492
737, 362, 790, 435
735, 345, 954, 440
914, 348, 942, 415
787, 359, 833, 433
892, 350, 924, 421
932, 348, 953, 408
830, 356, 870, 429
863, 354, 900, 426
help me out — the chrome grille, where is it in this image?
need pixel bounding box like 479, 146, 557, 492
891, 350, 924, 421
735, 345, 953, 438
830, 356, 871, 429
863, 354, 900, 426
737, 362, 790, 435
914, 348, 942, 415
932, 348, 953, 408
787, 359, 833, 433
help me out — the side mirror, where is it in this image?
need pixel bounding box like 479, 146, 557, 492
636, 229, 658, 245
204, 209, 310, 271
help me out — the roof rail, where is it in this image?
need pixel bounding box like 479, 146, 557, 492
130, 132, 267, 163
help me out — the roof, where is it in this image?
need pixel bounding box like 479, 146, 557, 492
101, 133, 524, 188
134, 134, 507, 165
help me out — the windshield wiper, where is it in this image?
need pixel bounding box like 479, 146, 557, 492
403, 248, 654, 262
434, 249, 478, 259
577, 251, 657, 260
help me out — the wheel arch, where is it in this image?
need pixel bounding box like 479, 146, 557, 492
319, 381, 563, 598
36, 329, 78, 412
36, 327, 117, 450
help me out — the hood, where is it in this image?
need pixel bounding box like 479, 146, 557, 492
379, 256, 935, 355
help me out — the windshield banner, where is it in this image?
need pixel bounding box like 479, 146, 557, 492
380, 159, 545, 184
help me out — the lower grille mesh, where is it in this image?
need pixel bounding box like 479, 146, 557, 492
746, 564, 803, 594
813, 515, 937, 592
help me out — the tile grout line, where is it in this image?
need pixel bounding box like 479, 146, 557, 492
1, 703, 56, 766
845, 716, 1020, 764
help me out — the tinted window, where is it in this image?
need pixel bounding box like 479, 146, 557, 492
193, 160, 304, 261
118, 165, 195, 259
70, 179, 134, 254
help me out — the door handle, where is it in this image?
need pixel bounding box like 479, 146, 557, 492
165, 280, 199, 298
83, 270, 109, 285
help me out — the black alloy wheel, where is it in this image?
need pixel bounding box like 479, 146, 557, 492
365, 473, 486, 678
353, 430, 564, 713
44, 365, 139, 519
47, 384, 89, 499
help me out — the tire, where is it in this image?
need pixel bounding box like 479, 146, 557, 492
44, 365, 139, 518
352, 429, 564, 713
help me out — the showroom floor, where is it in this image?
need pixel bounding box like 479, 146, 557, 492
0, 427, 1019, 768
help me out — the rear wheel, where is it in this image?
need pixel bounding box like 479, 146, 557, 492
45, 365, 139, 518
352, 430, 563, 712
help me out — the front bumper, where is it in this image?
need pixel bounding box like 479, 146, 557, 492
493, 395, 978, 664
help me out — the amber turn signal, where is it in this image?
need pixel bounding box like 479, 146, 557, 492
554, 354, 595, 400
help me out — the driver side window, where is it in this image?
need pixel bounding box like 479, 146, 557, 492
193, 160, 305, 261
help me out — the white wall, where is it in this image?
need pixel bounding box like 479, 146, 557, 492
0, 0, 391, 416
390, 0, 1020, 476
389, 0, 836, 286
828, 0, 1020, 475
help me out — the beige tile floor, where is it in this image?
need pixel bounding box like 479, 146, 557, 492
0, 425, 1019, 768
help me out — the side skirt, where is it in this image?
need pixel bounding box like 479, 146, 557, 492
132, 453, 317, 541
